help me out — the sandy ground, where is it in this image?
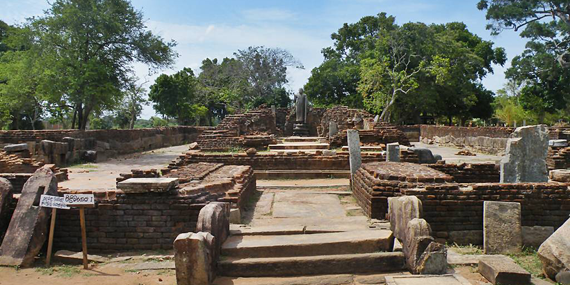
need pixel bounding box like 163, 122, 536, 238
411, 142, 503, 164
59, 144, 190, 191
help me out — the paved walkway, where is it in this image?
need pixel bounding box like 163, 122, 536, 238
59, 144, 189, 191
411, 142, 503, 164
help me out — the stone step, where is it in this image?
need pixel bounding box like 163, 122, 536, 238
221, 230, 394, 258
269, 143, 330, 150
341, 145, 384, 152
218, 252, 405, 277
254, 170, 350, 180
282, 137, 326, 143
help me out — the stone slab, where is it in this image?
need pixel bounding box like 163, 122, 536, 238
127, 261, 175, 270
116, 177, 179, 193
549, 139, 568, 147
272, 192, 346, 218
3, 143, 29, 152
550, 169, 570, 182
483, 201, 522, 254
386, 143, 400, 162
53, 250, 108, 264
0, 166, 57, 267
385, 274, 471, 285
174, 232, 214, 285
478, 255, 531, 285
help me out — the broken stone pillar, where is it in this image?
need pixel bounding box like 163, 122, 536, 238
500, 125, 549, 183
483, 201, 522, 254
174, 232, 215, 285
347, 130, 362, 177
386, 143, 400, 162
388, 196, 423, 242
329, 121, 338, 138
0, 166, 58, 267
0, 178, 13, 243
538, 217, 570, 282
404, 218, 447, 275
196, 202, 230, 270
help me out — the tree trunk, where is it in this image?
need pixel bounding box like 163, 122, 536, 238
71, 105, 77, 129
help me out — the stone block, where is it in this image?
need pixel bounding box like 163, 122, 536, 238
500, 125, 548, 183
522, 226, 554, 248
538, 217, 570, 280
0, 166, 58, 267
550, 169, 570, 182
388, 196, 423, 242
403, 218, 447, 275
409, 147, 438, 164
329, 121, 338, 138
347, 130, 361, 176
117, 178, 179, 193
557, 270, 570, 285
0, 178, 13, 242
549, 139, 568, 147
385, 274, 471, 285
174, 232, 215, 285
483, 201, 522, 254
478, 255, 531, 285
229, 208, 241, 224
4, 143, 29, 153
386, 143, 400, 162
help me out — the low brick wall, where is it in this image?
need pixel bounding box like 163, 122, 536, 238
178, 151, 420, 171
419, 125, 513, 155
0, 127, 205, 166
425, 163, 500, 183
353, 161, 570, 245
402, 183, 570, 245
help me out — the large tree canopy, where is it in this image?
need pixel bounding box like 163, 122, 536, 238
306, 13, 506, 124
9, 0, 177, 130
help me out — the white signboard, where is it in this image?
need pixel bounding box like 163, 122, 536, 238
40, 195, 70, 209
64, 194, 95, 206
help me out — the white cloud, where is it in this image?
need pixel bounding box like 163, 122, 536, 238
241, 8, 296, 22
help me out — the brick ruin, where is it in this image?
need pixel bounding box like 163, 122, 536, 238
51, 162, 254, 253
353, 161, 570, 245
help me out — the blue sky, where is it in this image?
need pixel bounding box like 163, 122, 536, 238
1, 0, 528, 118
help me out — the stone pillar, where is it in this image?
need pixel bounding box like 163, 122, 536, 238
386, 143, 400, 162
347, 130, 361, 178
483, 201, 522, 254
0, 166, 57, 267
0, 178, 13, 241
500, 125, 548, 183
174, 232, 215, 285
328, 121, 338, 138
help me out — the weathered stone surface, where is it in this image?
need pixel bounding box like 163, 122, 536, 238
4, 143, 29, 152
388, 196, 423, 242
329, 121, 338, 138
347, 130, 361, 177
116, 177, 179, 193
549, 139, 568, 147
189, 142, 200, 150
483, 201, 522, 254
386, 143, 400, 162
403, 218, 447, 275
385, 274, 471, 285
538, 218, 570, 280
415, 241, 447, 275
557, 270, 570, 285
0, 166, 57, 267
246, 148, 257, 156
409, 148, 438, 164
522, 226, 554, 248
197, 202, 230, 270
550, 169, 570, 182
0, 178, 13, 242
53, 250, 108, 264
500, 125, 549, 183
174, 231, 215, 285
478, 255, 531, 285
229, 208, 241, 224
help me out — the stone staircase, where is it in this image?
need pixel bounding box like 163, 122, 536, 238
268, 136, 330, 152
218, 228, 403, 277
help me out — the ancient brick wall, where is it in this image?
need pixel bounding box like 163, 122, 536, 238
402, 183, 570, 245
317, 106, 373, 138
426, 163, 500, 183
396, 125, 421, 142
0, 127, 204, 166
419, 125, 513, 155
548, 146, 570, 170
179, 151, 419, 170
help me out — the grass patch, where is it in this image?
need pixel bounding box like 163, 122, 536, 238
35, 265, 81, 278
508, 247, 544, 279
67, 163, 99, 169
448, 243, 483, 255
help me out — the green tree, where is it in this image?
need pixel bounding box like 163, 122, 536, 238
149, 68, 207, 125
234, 46, 303, 106
26, 0, 176, 130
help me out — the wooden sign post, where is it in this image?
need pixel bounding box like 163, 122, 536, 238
40, 194, 94, 269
